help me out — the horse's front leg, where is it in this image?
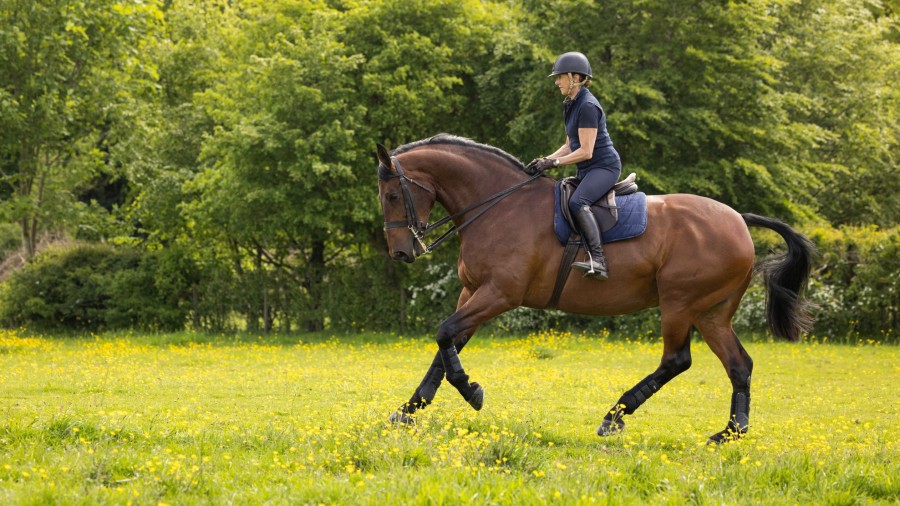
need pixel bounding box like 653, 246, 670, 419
390, 285, 511, 423
389, 349, 445, 424
435, 284, 514, 410
390, 289, 474, 424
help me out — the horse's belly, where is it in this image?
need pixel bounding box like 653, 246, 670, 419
552, 276, 660, 316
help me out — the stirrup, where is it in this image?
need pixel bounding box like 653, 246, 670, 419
581, 264, 608, 280
577, 250, 608, 279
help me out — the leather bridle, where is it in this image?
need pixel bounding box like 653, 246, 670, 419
381, 155, 543, 256
382, 156, 434, 255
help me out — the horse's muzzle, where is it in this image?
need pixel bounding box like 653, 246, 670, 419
392, 250, 415, 263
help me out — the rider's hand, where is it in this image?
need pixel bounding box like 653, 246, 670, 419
524, 157, 559, 175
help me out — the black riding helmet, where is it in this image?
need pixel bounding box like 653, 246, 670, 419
548, 51, 592, 78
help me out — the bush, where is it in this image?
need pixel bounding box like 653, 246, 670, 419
0, 243, 194, 332
806, 225, 899, 340
732, 224, 898, 342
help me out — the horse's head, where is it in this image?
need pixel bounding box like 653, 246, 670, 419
376, 143, 437, 263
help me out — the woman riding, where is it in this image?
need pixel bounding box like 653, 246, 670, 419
527, 51, 622, 280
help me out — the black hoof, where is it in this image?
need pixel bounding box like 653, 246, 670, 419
466, 383, 484, 411
389, 410, 414, 426
706, 427, 746, 445
597, 418, 625, 436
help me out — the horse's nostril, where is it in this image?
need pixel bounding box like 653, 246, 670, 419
393, 251, 411, 262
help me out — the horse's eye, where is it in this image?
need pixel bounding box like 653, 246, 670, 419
387, 192, 400, 202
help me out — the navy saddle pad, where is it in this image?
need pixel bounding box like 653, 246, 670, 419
553, 185, 648, 245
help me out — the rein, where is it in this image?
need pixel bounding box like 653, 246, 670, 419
383, 155, 544, 255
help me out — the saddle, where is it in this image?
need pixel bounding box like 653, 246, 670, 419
546, 173, 648, 309
559, 172, 639, 233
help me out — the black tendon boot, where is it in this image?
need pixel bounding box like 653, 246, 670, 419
571, 205, 609, 280
707, 391, 751, 444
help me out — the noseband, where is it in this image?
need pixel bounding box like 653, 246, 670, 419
382, 156, 543, 255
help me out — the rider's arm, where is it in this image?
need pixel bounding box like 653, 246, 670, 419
547, 139, 572, 159
556, 128, 597, 166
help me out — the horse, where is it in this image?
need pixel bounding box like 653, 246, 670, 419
375, 134, 814, 444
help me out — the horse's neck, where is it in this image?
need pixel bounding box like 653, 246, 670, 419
410, 150, 525, 217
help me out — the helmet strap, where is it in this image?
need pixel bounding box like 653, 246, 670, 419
566, 72, 583, 98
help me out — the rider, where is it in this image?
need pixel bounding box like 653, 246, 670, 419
527, 51, 621, 280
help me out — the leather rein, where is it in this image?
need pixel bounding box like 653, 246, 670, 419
382, 156, 543, 255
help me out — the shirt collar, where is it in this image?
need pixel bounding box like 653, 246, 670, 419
564, 86, 588, 105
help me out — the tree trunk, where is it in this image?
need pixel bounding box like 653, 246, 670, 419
263, 282, 272, 333
191, 285, 201, 330
303, 240, 326, 332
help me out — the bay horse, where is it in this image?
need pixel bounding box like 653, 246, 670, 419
375, 134, 814, 444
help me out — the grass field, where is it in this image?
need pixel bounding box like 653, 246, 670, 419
1, 329, 897, 505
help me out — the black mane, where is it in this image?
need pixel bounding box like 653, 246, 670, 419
378, 134, 525, 181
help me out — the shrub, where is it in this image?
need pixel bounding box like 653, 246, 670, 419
735, 224, 898, 342
806, 225, 899, 340
0, 243, 194, 332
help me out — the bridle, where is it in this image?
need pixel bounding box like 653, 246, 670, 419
382, 155, 434, 255
382, 155, 543, 255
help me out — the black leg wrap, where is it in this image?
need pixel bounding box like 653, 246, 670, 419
405, 359, 444, 413
439, 345, 483, 411
599, 349, 690, 438
598, 377, 660, 436
707, 390, 751, 445
391, 354, 444, 425
440, 346, 469, 388
728, 391, 751, 433
604, 377, 661, 420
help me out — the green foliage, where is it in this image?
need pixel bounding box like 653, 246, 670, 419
0, 243, 192, 331
806, 225, 899, 339
0, 221, 20, 258
0, 0, 898, 335
510, 0, 900, 222
770, 0, 900, 227
729, 223, 900, 341
0, 0, 164, 257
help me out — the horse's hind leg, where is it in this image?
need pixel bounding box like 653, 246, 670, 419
695, 307, 753, 444
597, 318, 693, 436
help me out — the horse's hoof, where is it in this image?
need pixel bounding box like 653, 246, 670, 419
466, 383, 484, 411
389, 410, 414, 426
706, 428, 746, 445
596, 418, 625, 436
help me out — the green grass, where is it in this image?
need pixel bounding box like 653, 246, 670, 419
0, 329, 897, 505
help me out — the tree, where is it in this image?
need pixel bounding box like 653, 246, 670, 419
178, 0, 520, 331
0, 0, 163, 259
513, 0, 836, 220
770, 0, 900, 227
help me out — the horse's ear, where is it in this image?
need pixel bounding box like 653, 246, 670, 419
375, 143, 392, 169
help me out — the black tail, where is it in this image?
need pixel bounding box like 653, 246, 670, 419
742, 213, 816, 341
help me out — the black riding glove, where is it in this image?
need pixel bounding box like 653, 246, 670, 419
524, 157, 559, 175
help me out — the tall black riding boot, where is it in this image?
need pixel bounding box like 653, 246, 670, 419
571, 205, 609, 280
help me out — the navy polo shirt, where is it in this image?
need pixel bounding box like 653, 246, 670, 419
563, 88, 620, 175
